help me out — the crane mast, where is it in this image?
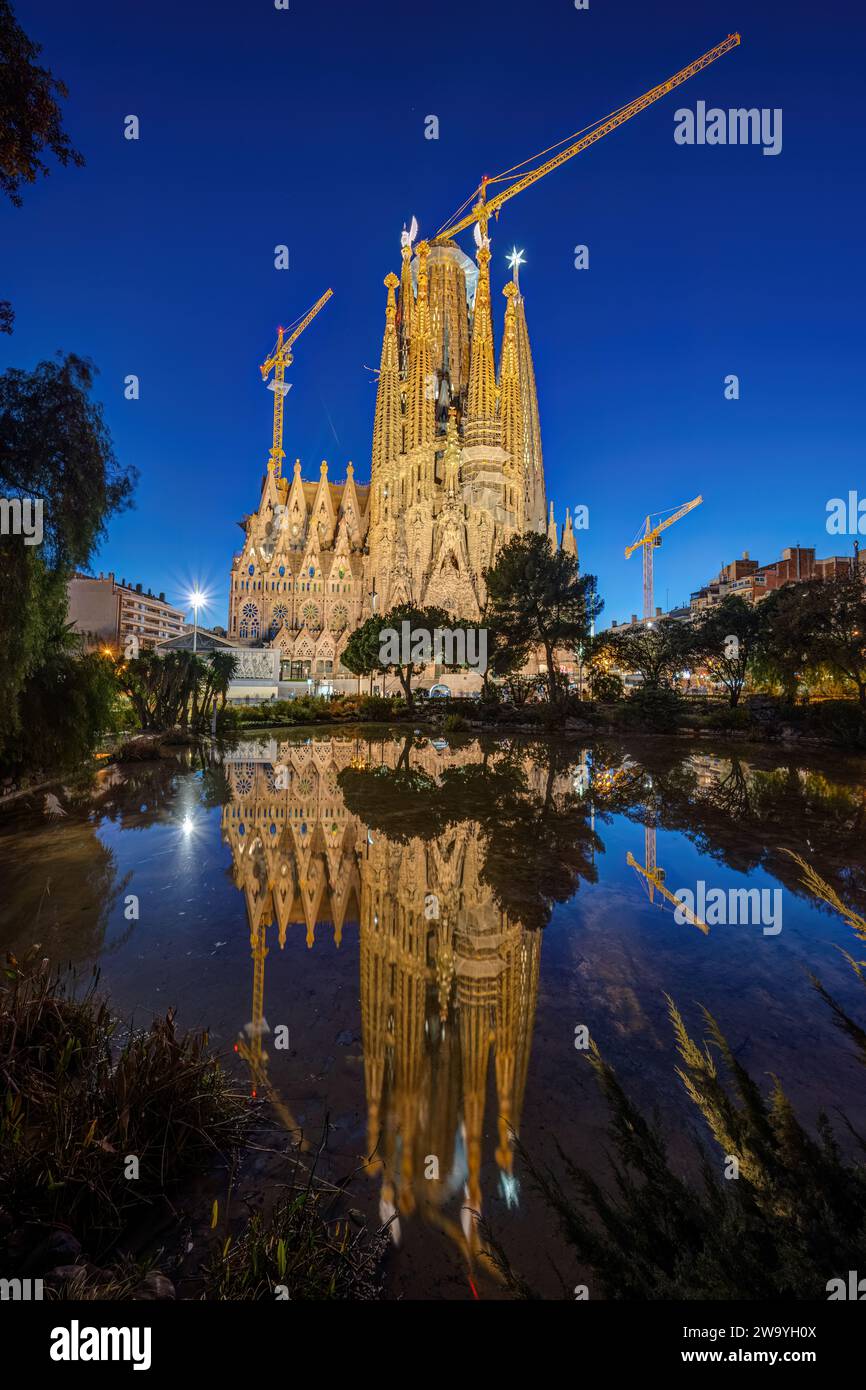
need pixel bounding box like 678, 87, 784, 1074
260, 288, 333, 475
625, 495, 703, 621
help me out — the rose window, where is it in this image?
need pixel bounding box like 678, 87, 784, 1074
234, 766, 254, 796
268, 603, 289, 638
239, 602, 259, 640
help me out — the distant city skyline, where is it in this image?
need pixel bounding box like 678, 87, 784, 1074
3, 0, 863, 629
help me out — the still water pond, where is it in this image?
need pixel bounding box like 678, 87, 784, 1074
2, 728, 865, 1298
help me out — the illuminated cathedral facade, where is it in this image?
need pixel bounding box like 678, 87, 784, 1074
228, 232, 577, 684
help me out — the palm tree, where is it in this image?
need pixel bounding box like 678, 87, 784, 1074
203, 651, 239, 717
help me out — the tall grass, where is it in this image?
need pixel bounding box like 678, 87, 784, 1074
203, 1155, 387, 1302
0, 949, 248, 1263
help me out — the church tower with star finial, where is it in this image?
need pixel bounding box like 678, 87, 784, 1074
366, 227, 548, 622
229, 235, 558, 685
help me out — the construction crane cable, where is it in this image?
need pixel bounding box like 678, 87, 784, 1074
434, 187, 481, 241
431, 35, 739, 244
484, 99, 639, 187
628, 501, 698, 547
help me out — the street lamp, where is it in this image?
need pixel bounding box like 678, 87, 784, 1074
189, 589, 206, 653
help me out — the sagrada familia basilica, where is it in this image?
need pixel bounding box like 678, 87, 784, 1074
228, 232, 577, 685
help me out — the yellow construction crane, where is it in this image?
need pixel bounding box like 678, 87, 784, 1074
233, 912, 308, 1144
627, 832, 708, 934
430, 33, 741, 246
625, 495, 703, 621
260, 288, 333, 475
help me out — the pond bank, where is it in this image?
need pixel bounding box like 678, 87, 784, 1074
0, 954, 386, 1300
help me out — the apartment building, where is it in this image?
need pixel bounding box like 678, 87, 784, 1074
68, 572, 186, 651
690, 545, 863, 613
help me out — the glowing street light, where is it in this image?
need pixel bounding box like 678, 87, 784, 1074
188, 589, 206, 653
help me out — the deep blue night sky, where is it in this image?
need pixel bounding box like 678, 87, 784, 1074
3, 0, 864, 629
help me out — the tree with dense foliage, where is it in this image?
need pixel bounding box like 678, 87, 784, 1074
592, 617, 691, 692
690, 594, 767, 707
341, 615, 387, 693
475, 599, 529, 696
0, 355, 132, 568
758, 570, 866, 706
114, 650, 236, 733
484, 532, 602, 703
0, 355, 136, 773
1, 0, 84, 332
587, 666, 623, 703
342, 603, 455, 708
5, 618, 119, 774
755, 580, 821, 702
0, 0, 83, 207
802, 571, 866, 706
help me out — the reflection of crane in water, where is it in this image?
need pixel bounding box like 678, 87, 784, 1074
233, 902, 309, 1144
627, 825, 708, 934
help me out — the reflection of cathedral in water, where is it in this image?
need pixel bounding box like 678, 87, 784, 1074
220, 735, 549, 1256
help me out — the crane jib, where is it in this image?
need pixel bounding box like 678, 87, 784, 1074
433, 34, 741, 245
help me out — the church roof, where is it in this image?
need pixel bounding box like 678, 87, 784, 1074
156, 629, 241, 653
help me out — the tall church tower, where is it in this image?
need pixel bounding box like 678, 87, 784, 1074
366, 230, 548, 620
228, 233, 559, 683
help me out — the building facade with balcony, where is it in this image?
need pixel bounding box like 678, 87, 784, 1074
68, 572, 186, 652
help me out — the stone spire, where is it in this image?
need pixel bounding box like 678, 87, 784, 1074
398, 234, 415, 371
562, 506, 578, 564
405, 241, 435, 452
498, 281, 523, 519
547, 500, 558, 550
515, 290, 546, 531
464, 237, 499, 449
371, 273, 402, 524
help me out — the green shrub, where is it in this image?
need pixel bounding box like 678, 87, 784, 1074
704, 704, 753, 732
802, 699, 866, 748
441, 696, 478, 717
442, 713, 469, 732
356, 694, 401, 721
588, 669, 623, 703
228, 693, 411, 727
620, 685, 686, 732
216, 706, 244, 734
2, 648, 120, 778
